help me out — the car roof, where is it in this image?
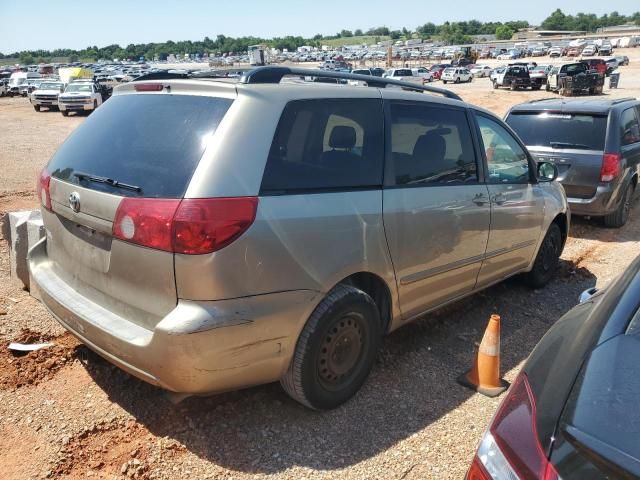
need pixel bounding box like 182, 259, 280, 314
509, 97, 639, 115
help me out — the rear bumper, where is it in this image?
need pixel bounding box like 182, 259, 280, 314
29, 237, 320, 393
567, 183, 618, 216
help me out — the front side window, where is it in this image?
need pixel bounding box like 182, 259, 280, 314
476, 114, 530, 184
620, 107, 640, 146
261, 99, 383, 193
388, 103, 477, 186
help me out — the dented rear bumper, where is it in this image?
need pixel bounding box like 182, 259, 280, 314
29, 237, 320, 393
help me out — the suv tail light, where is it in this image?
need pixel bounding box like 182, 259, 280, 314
37, 169, 52, 210
112, 197, 258, 255
600, 153, 621, 182
466, 374, 561, 480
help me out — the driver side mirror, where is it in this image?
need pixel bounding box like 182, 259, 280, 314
537, 161, 558, 182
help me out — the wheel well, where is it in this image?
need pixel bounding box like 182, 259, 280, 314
552, 213, 569, 248
338, 272, 392, 334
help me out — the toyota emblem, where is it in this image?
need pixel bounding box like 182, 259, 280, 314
69, 192, 81, 213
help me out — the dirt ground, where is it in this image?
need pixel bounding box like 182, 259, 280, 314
1, 51, 640, 480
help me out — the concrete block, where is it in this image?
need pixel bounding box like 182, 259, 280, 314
27, 212, 45, 301
7, 210, 42, 291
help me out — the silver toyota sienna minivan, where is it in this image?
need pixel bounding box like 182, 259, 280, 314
29, 67, 569, 409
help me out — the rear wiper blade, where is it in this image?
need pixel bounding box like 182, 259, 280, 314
550, 142, 592, 150
73, 172, 142, 193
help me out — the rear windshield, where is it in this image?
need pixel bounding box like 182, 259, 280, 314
48, 94, 232, 198
506, 112, 608, 150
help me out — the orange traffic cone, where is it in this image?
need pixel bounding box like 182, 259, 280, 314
457, 314, 509, 397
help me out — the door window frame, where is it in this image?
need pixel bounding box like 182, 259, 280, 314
382, 100, 486, 188
471, 110, 538, 185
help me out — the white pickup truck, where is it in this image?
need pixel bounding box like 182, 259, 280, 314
58, 81, 103, 116
30, 81, 65, 111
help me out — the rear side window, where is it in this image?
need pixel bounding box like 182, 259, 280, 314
506, 112, 608, 151
388, 103, 477, 186
48, 95, 232, 198
261, 99, 383, 193
620, 107, 640, 146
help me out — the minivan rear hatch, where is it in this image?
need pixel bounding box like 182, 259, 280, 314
42, 92, 233, 329
506, 111, 608, 199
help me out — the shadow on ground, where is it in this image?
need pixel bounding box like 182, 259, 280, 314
82, 253, 596, 475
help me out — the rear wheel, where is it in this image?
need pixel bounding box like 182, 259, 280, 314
455, 77, 460, 84
604, 183, 634, 228
280, 284, 381, 410
510, 81, 517, 91
467, 76, 472, 83
526, 223, 562, 289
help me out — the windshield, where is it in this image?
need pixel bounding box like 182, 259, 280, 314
39, 83, 63, 90
48, 94, 233, 198
65, 83, 92, 93
506, 112, 608, 150
9, 77, 25, 86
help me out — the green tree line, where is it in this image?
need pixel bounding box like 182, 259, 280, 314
2, 10, 639, 64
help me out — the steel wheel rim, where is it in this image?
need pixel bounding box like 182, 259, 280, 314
541, 232, 559, 272
317, 313, 365, 391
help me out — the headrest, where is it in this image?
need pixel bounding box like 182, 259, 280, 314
413, 132, 446, 159
329, 126, 356, 149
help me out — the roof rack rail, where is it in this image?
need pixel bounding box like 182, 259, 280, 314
239, 66, 463, 101
611, 97, 636, 105
526, 98, 561, 103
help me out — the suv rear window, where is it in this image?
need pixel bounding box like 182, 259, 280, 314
48, 94, 232, 198
261, 99, 383, 193
506, 112, 608, 150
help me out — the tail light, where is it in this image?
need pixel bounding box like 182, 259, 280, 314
600, 153, 621, 182
112, 197, 258, 255
37, 169, 52, 210
466, 374, 561, 480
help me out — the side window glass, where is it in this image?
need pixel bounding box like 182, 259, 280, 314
476, 114, 530, 184
261, 99, 383, 193
389, 103, 478, 186
621, 108, 640, 146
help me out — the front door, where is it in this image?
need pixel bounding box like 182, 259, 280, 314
382, 99, 490, 320
473, 112, 545, 287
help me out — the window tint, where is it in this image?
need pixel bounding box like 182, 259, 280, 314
620, 107, 640, 146
48, 95, 232, 198
388, 103, 477, 186
506, 112, 607, 151
476, 114, 530, 184
261, 99, 383, 193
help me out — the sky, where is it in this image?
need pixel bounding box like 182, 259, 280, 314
0, 0, 638, 53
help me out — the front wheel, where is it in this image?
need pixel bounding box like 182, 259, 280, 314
61, 110, 69, 117
454, 77, 460, 84
33, 105, 40, 112
280, 284, 381, 410
526, 223, 562, 289
493, 80, 498, 89
604, 183, 634, 228
443, 80, 447, 84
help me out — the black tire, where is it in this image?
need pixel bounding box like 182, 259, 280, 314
526, 223, 562, 289
33, 105, 40, 112
61, 111, 69, 117
454, 77, 460, 84
467, 76, 472, 83
604, 183, 634, 228
443, 80, 447, 84
493, 80, 498, 89
545, 82, 550, 91
510, 81, 517, 91
280, 284, 381, 410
